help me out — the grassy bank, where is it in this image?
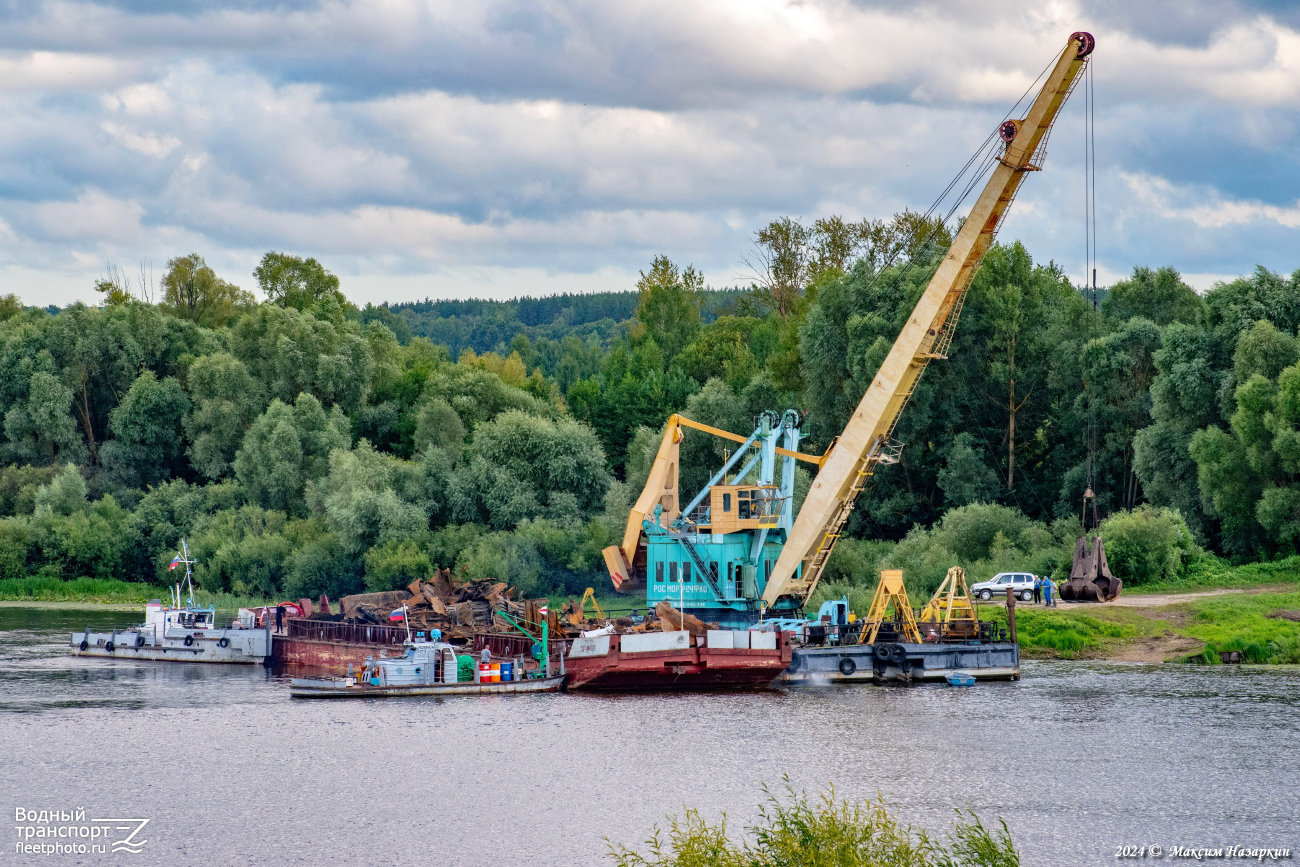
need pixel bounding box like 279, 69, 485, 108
1179, 589, 1300, 664
0, 576, 169, 604
0, 576, 271, 610
975, 604, 1154, 659
1130, 554, 1300, 594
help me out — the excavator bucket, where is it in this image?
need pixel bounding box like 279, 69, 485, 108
1059, 536, 1122, 602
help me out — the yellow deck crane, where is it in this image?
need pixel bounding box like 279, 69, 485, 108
761, 31, 1095, 613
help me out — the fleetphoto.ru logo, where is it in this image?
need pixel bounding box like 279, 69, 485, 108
14, 808, 150, 856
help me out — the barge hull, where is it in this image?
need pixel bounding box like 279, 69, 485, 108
291, 675, 564, 698
72, 629, 270, 665
780, 641, 1020, 684
564, 631, 792, 691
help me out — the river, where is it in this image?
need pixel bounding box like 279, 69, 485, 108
2, 605, 1296, 866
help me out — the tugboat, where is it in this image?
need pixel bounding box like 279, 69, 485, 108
290, 620, 564, 698
70, 541, 271, 665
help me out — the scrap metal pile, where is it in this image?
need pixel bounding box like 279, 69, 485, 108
556, 598, 717, 638
330, 568, 545, 642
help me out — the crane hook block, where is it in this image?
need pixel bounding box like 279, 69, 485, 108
1071, 31, 1095, 58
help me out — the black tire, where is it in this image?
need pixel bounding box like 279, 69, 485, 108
104, 641, 115, 652
184, 635, 194, 647
78, 639, 88, 651
135, 635, 145, 647
1021, 591, 1032, 602
217, 637, 230, 648
874, 643, 892, 661
838, 657, 857, 676
890, 644, 906, 665
979, 590, 992, 601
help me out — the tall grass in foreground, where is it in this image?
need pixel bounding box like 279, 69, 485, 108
608, 782, 1017, 867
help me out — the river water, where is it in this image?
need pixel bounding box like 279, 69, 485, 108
1, 605, 1296, 866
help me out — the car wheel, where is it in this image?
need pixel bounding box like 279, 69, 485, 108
1021, 591, 1033, 602
979, 590, 991, 601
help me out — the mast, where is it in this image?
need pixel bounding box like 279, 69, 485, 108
762, 31, 1095, 608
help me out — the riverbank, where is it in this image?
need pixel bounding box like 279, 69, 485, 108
978, 581, 1300, 664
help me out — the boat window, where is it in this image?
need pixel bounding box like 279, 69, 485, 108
669, 562, 679, 583
682, 562, 692, 583
655, 562, 664, 584
722, 493, 731, 512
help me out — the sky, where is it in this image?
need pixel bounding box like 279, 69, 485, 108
1, 0, 1298, 308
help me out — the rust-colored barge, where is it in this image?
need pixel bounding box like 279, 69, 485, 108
563, 629, 791, 691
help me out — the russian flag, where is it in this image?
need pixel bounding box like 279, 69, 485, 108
389, 608, 406, 622
168, 554, 182, 571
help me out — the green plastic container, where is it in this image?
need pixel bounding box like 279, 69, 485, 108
456, 655, 476, 683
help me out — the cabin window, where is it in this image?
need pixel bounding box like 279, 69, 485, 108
709, 562, 719, 582
765, 559, 773, 582
669, 562, 679, 582
655, 562, 664, 584
683, 562, 692, 583
723, 493, 731, 512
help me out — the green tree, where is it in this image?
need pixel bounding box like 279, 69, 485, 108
184, 353, 264, 480
162, 253, 253, 328
33, 465, 87, 516
312, 440, 430, 556
229, 304, 374, 413
450, 410, 611, 529
101, 371, 191, 488
254, 252, 351, 316
1103, 266, 1204, 326
4, 367, 83, 466
1098, 506, 1198, 585
363, 538, 432, 592
631, 256, 703, 363
233, 393, 350, 516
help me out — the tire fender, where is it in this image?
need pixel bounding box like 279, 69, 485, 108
838, 657, 857, 676
184, 635, 195, 647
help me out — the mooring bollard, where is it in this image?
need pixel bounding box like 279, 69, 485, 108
1006, 587, 1017, 644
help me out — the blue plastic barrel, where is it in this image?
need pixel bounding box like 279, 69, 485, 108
500, 662, 513, 682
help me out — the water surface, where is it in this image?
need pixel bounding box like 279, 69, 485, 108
2, 606, 1296, 865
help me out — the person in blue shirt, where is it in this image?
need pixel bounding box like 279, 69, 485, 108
1033, 575, 1043, 605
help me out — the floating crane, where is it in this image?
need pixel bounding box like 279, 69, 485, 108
605, 32, 1095, 623
762, 31, 1095, 612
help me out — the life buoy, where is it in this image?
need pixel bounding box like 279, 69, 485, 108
79, 639, 89, 651
184, 635, 194, 647
217, 637, 229, 648
838, 657, 857, 676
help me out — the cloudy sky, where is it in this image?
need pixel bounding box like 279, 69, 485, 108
2, 0, 1298, 308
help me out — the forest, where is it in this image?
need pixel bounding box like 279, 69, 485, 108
2, 215, 1299, 605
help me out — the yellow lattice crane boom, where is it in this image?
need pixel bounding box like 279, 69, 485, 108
762, 31, 1095, 610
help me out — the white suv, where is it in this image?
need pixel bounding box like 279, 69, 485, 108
970, 572, 1036, 602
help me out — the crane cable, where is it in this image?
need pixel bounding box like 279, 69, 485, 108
1082, 51, 1099, 531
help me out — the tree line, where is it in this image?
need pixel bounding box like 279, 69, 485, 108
1, 224, 1297, 602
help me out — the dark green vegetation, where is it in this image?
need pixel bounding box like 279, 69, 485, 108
2, 221, 1299, 607
608, 781, 1018, 867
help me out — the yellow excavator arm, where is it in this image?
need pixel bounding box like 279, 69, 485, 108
762, 31, 1095, 608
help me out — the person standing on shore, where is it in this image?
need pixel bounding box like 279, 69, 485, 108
1033, 575, 1043, 605
1043, 577, 1055, 608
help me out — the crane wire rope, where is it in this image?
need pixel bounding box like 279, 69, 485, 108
1082, 50, 1100, 530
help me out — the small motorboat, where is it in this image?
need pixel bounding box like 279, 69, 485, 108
945, 672, 977, 687
290, 633, 564, 698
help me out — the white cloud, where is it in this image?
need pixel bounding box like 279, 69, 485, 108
0, 51, 139, 92
101, 121, 181, 157
31, 189, 147, 243
1124, 172, 1300, 229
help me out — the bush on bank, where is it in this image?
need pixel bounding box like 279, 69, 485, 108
608, 782, 1018, 867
